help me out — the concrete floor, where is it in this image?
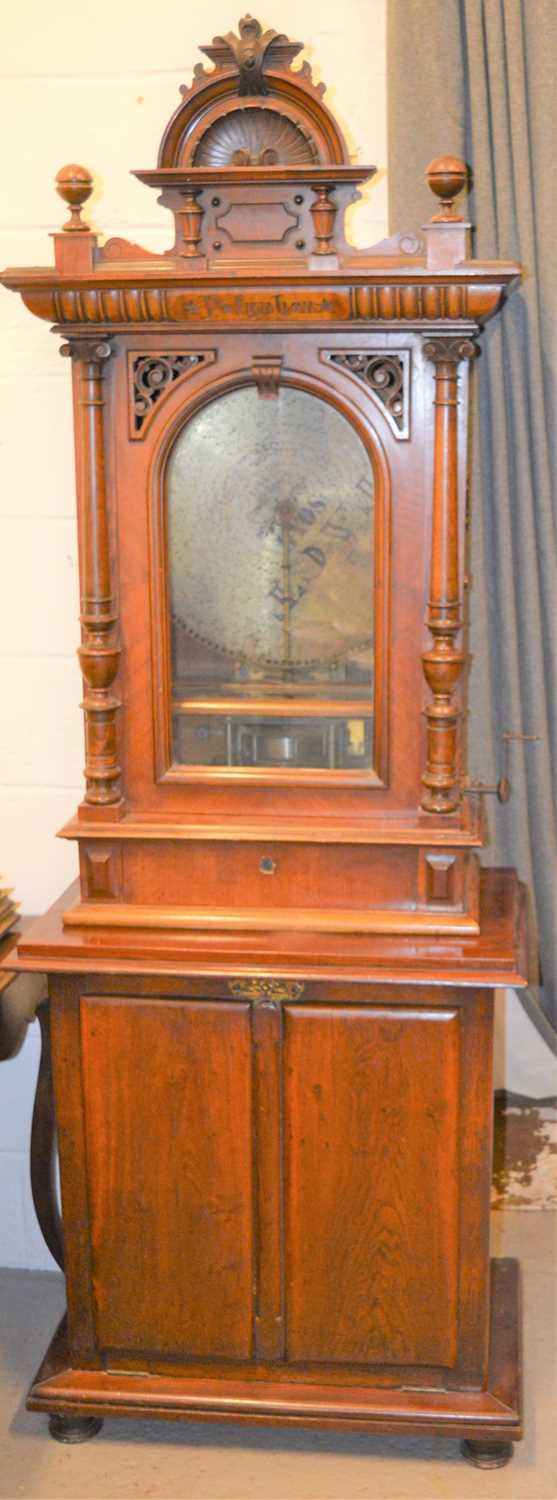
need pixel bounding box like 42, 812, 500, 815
0, 1213, 555, 1500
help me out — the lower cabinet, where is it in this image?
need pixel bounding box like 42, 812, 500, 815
50, 981, 493, 1389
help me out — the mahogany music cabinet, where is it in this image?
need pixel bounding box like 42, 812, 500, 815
2, 15, 527, 1470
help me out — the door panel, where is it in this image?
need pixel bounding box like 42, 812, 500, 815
79, 996, 253, 1359
283, 1004, 460, 1366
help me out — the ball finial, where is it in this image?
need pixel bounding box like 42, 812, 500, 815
426, 156, 468, 222
55, 164, 94, 232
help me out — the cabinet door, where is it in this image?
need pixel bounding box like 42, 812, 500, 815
53, 987, 490, 1382
66, 995, 254, 1361
283, 1002, 484, 1373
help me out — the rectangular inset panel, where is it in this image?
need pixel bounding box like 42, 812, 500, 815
215, 200, 298, 243
80, 997, 253, 1359
284, 1005, 460, 1367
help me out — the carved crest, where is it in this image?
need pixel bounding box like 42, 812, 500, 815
156, 14, 344, 168
201, 15, 302, 94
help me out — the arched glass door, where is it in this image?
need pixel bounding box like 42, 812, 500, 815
166, 384, 376, 772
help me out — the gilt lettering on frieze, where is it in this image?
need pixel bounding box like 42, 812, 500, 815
159, 292, 350, 321
130, 351, 215, 437
49, 288, 351, 326
25, 281, 497, 327
323, 350, 409, 437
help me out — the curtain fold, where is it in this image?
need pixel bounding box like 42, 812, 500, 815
387, 0, 556, 1033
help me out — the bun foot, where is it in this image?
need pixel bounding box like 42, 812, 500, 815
48, 1414, 103, 1443
460, 1438, 514, 1468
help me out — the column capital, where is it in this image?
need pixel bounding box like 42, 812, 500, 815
60, 338, 113, 364
423, 336, 478, 366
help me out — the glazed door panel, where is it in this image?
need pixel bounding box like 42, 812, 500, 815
78, 996, 254, 1360
115, 328, 401, 814
283, 1004, 460, 1367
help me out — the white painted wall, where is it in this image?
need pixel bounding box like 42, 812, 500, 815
0, 0, 553, 1272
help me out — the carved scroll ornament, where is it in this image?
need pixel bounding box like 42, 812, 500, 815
132, 352, 211, 434
325, 351, 408, 435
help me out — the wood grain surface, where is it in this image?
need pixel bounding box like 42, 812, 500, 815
284, 1004, 459, 1366
79, 996, 254, 1358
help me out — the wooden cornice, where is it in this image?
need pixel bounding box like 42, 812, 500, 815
1, 263, 519, 329
133, 165, 374, 188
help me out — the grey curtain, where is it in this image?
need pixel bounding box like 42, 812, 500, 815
387, 0, 556, 1035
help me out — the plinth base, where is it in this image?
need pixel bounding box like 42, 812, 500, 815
28, 1259, 522, 1456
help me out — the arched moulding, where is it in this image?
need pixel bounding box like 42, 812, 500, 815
159, 71, 347, 168
156, 13, 348, 169
146, 362, 391, 790
321, 349, 411, 439
128, 349, 217, 438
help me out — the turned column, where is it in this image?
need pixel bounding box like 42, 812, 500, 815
310, 184, 337, 255
421, 335, 476, 813
177, 188, 204, 258
60, 337, 123, 814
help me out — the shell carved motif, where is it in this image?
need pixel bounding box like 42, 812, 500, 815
193, 107, 318, 167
